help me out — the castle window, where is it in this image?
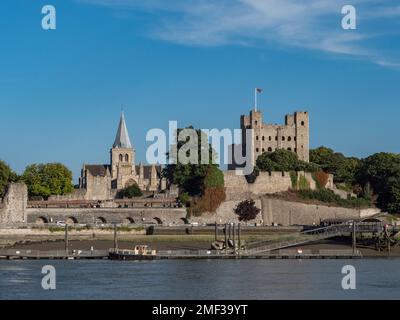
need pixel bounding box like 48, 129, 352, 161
301, 121, 305, 126
294, 137, 297, 141
125, 154, 129, 162
119, 154, 123, 162
282, 136, 285, 141
294, 148, 297, 152
255, 121, 258, 125
275, 136, 278, 141
269, 136, 272, 141
256, 148, 259, 153
268, 147, 272, 152
262, 136, 265, 141
288, 136, 292, 141
287, 147, 292, 151
256, 136, 259, 141
262, 148, 265, 152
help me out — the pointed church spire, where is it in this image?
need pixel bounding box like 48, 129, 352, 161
113, 112, 133, 148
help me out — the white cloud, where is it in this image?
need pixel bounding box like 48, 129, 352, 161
80, 0, 400, 69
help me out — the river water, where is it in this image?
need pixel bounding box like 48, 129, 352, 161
0, 259, 399, 300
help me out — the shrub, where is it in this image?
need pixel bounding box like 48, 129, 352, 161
298, 175, 310, 190
234, 199, 261, 222
117, 183, 143, 198
298, 189, 371, 209
312, 171, 329, 189
290, 171, 297, 189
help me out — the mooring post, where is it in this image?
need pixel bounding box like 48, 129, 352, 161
238, 223, 241, 252
113, 223, 118, 251
224, 223, 228, 254
64, 224, 69, 255
233, 223, 236, 252
352, 221, 357, 254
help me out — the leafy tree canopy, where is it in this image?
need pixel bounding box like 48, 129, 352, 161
234, 199, 261, 222
21, 163, 73, 199
163, 126, 219, 196
0, 160, 18, 196
117, 183, 143, 199
256, 149, 319, 172
310, 146, 360, 184
357, 153, 400, 212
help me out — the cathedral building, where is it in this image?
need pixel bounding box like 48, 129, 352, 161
79, 112, 166, 200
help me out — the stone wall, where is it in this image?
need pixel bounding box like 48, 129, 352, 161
48, 189, 87, 201
0, 183, 28, 224
191, 199, 263, 225
26, 207, 187, 225
224, 171, 332, 200
261, 197, 380, 226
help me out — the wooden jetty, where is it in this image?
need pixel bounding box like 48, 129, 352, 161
108, 248, 362, 260
0, 249, 108, 260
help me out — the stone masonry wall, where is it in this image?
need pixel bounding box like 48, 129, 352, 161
224, 171, 331, 200
261, 197, 380, 226
0, 183, 28, 224
27, 207, 187, 225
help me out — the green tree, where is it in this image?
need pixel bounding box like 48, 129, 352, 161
22, 163, 73, 199
310, 146, 360, 184
163, 126, 218, 196
357, 153, 400, 212
0, 160, 17, 196
256, 149, 319, 172
234, 199, 261, 222
117, 183, 143, 198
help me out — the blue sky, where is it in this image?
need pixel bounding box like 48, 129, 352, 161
1, 0, 400, 180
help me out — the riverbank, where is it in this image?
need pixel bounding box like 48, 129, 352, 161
5, 236, 400, 257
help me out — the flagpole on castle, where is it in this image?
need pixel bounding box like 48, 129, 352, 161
254, 88, 257, 112
254, 88, 263, 112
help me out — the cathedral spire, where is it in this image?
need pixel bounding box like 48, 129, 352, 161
113, 112, 132, 149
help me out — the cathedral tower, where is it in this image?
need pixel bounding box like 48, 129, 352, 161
110, 112, 136, 189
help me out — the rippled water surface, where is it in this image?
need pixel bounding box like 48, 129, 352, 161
1, 259, 399, 300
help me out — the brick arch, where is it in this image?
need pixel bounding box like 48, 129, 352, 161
66, 217, 78, 225
36, 216, 48, 225
96, 217, 107, 224
123, 217, 135, 225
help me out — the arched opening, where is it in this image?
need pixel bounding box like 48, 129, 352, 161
125, 179, 137, 188
288, 136, 292, 141
268, 147, 272, 152
123, 217, 135, 225
96, 217, 107, 224
119, 154, 123, 162
125, 154, 129, 162
36, 216, 48, 225
301, 121, 305, 126
153, 217, 163, 225
66, 217, 78, 225
287, 147, 292, 151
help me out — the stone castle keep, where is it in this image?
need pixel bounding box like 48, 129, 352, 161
78, 112, 166, 200
229, 109, 310, 169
